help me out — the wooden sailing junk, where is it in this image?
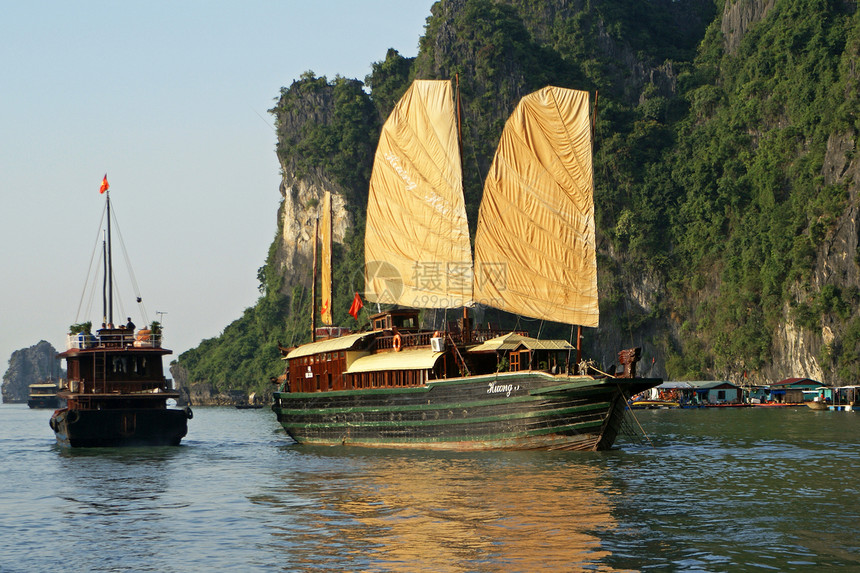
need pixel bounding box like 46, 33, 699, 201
271, 80, 660, 450
49, 182, 191, 447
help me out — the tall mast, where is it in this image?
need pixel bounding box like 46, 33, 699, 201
102, 235, 107, 327
106, 191, 113, 326
456, 74, 470, 341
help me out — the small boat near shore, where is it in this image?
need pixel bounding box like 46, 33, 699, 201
629, 399, 679, 409
806, 385, 859, 412
27, 380, 62, 409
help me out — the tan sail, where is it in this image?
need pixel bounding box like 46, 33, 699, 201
320, 190, 333, 325
364, 80, 473, 308
473, 87, 598, 327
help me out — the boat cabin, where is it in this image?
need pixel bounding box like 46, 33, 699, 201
467, 333, 575, 374
370, 309, 420, 332
59, 327, 173, 405
281, 311, 592, 394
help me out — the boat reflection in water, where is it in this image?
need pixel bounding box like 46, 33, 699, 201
263, 448, 623, 571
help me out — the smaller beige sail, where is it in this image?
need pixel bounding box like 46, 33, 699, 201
320, 191, 333, 325
364, 80, 473, 308
473, 87, 598, 327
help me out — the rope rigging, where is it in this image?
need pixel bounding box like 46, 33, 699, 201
72, 192, 152, 331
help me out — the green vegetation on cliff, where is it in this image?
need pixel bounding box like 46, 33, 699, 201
175, 0, 860, 395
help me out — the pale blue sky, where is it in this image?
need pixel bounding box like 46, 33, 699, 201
1, 1, 434, 375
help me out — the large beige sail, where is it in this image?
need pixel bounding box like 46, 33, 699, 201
473, 87, 598, 327
320, 190, 333, 325
364, 80, 473, 308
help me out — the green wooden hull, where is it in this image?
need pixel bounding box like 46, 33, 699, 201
273, 372, 659, 451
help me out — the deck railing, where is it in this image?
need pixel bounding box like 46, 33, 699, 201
66, 330, 163, 350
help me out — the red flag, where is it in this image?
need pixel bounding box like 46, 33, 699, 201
99, 174, 109, 194
348, 292, 363, 320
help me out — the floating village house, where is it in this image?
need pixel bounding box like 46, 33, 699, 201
689, 381, 741, 405
654, 381, 741, 406
769, 378, 824, 404
744, 385, 771, 404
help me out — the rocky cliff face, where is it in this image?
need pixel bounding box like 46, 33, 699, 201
722, 0, 777, 55
767, 132, 860, 383
1, 341, 62, 403
250, 0, 859, 389
276, 168, 351, 293
270, 80, 358, 296
169, 362, 263, 406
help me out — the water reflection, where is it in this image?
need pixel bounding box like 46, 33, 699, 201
51, 446, 187, 569
263, 448, 628, 572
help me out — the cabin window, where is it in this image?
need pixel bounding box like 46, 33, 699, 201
717, 390, 726, 400
134, 357, 148, 376
327, 373, 333, 390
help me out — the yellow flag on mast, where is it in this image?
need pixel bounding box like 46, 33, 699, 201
320, 191, 333, 325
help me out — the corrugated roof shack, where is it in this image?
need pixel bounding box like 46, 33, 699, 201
652, 381, 742, 406
687, 381, 742, 405
654, 381, 697, 405
769, 378, 824, 404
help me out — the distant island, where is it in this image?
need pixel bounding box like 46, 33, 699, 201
1, 340, 63, 403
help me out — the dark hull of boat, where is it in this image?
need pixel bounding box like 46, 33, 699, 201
273, 372, 660, 451
49, 407, 190, 448
28, 396, 61, 409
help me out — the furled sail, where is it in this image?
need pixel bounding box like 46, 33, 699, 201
364, 80, 473, 308
320, 190, 333, 325
473, 87, 598, 327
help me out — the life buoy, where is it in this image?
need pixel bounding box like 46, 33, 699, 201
184, 406, 194, 420
392, 333, 402, 352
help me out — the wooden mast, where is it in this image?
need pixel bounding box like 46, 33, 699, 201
573, 90, 598, 367
455, 73, 471, 344
102, 235, 107, 327
106, 192, 113, 326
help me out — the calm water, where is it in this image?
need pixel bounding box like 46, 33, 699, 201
1, 405, 858, 572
